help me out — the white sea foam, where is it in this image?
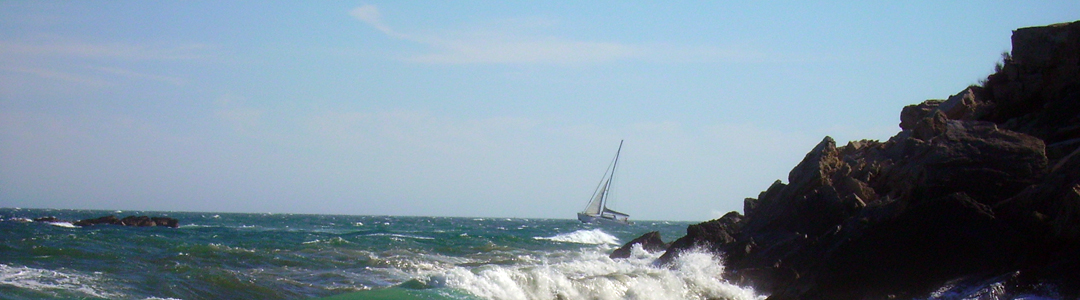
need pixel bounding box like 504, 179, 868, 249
302, 237, 353, 245
179, 224, 212, 228
533, 229, 620, 245
437, 247, 764, 300
364, 233, 436, 240
47, 222, 78, 228
206, 243, 256, 253
0, 263, 123, 299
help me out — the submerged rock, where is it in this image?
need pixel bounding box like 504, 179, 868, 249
661, 20, 1080, 300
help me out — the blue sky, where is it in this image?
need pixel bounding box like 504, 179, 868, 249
1, 1, 1076, 221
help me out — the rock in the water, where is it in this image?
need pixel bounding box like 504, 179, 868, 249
32, 216, 62, 223
73, 215, 179, 228
609, 231, 668, 259
73, 215, 120, 227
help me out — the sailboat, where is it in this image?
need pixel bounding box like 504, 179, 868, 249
577, 140, 632, 225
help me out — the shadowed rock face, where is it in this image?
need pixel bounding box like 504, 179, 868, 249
658, 20, 1080, 300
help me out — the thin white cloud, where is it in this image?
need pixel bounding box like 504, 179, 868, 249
349, 5, 645, 65
409, 37, 642, 65
348, 5, 401, 38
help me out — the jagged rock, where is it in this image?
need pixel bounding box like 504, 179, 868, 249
900, 99, 942, 131
658, 211, 742, 264
609, 231, 668, 259
659, 20, 1080, 300
741, 137, 882, 238
901, 87, 987, 131
704, 115, 1043, 296
981, 21, 1080, 160
879, 112, 1047, 207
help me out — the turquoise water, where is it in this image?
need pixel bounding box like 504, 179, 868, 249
0, 208, 763, 300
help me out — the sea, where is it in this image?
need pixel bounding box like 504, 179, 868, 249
0, 208, 764, 300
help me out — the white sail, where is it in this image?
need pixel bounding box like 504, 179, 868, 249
583, 183, 606, 215
577, 140, 632, 225
602, 207, 628, 218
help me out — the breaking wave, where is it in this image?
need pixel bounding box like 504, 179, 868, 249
0, 263, 122, 299
429, 245, 763, 300
533, 228, 620, 245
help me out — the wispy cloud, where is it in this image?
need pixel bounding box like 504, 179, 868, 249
1, 64, 187, 88
348, 5, 402, 38
349, 5, 644, 65
2, 65, 114, 87
0, 37, 206, 87
408, 36, 642, 65
0, 39, 214, 61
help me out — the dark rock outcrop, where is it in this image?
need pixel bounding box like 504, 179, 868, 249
658, 211, 742, 263
659, 20, 1080, 299
73, 215, 121, 226
32, 216, 62, 223
73, 215, 179, 228
610, 231, 668, 259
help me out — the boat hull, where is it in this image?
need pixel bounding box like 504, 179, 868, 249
577, 212, 632, 225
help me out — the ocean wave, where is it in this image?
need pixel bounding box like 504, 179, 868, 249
177, 224, 217, 228
0, 263, 123, 299
364, 233, 436, 240
302, 237, 353, 245
533, 229, 619, 245
434, 247, 763, 300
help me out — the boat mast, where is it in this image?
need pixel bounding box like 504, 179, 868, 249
601, 140, 624, 211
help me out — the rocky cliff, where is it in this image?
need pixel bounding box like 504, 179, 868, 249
657, 20, 1080, 299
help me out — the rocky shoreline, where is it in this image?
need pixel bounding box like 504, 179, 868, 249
619, 20, 1080, 299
